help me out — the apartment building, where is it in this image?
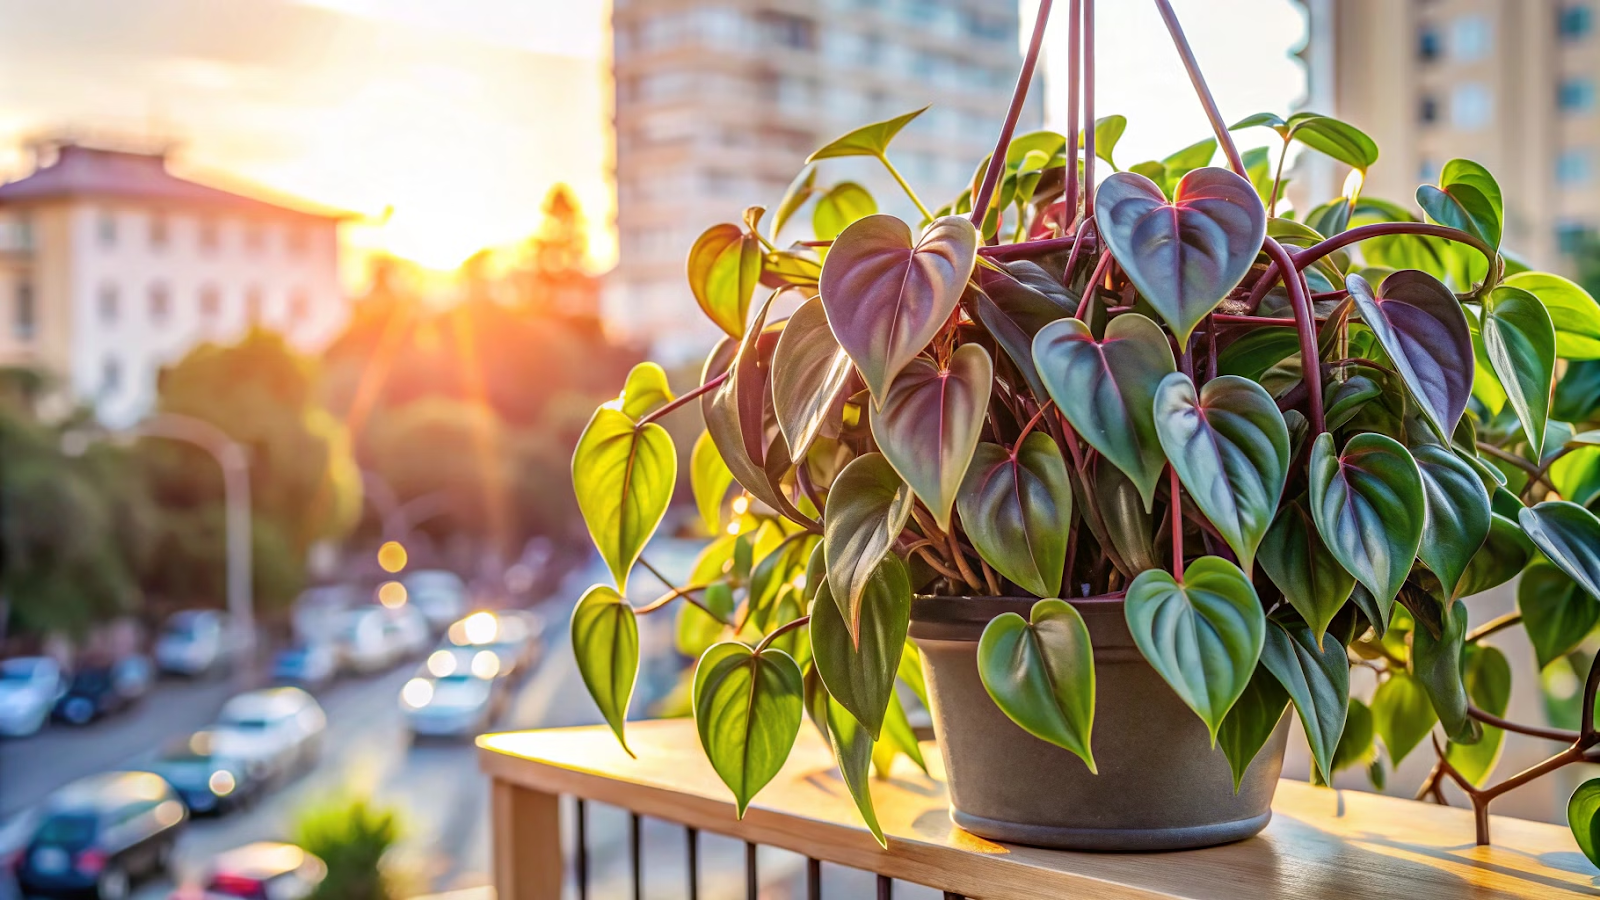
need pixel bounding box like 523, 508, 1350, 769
0, 140, 348, 425
609, 0, 1039, 359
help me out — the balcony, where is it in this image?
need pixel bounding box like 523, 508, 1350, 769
480, 719, 1591, 899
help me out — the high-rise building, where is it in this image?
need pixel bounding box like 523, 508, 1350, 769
608, 0, 1039, 359
0, 140, 348, 425
1293, 0, 1599, 270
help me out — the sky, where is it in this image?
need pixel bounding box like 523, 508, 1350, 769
0, 0, 1304, 279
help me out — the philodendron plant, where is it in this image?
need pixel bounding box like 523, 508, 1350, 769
571, 0, 1600, 854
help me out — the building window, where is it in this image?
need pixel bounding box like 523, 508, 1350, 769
1418, 25, 1442, 61
1560, 77, 1597, 113
758, 11, 815, 50
149, 212, 169, 251
1558, 220, 1597, 254
13, 281, 34, 339
100, 356, 121, 394
199, 284, 221, 319
286, 225, 308, 256
244, 221, 264, 254
287, 288, 309, 326
245, 286, 263, 324
97, 211, 117, 248
98, 284, 119, 324
1419, 157, 1442, 183
1451, 82, 1493, 129
1451, 15, 1492, 61
148, 283, 170, 322
1419, 95, 1440, 124
199, 217, 220, 254
1560, 4, 1593, 39
1558, 149, 1595, 184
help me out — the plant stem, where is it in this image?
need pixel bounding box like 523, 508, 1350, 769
1169, 465, 1185, 582
909, 543, 967, 585
1015, 400, 1055, 446
1151, 0, 1245, 176
1262, 236, 1325, 434
1468, 704, 1578, 743
1063, 0, 1082, 231
1074, 249, 1114, 320
977, 232, 1095, 260
1475, 441, 1558, 493
1245, 221, 1494, 311
753, 615, 810, 655
1211, 314, 1297, 326
972, 0, 1052, 228
945, 526, 986, 594
1082, 0, 1097, 220
638, 372, 729, 427
635, 582, 710, 615
1464, 610, 1521, 643
1266, 136, 1291, 217
1061, 221, 1097, 291
879, 154, 933, 222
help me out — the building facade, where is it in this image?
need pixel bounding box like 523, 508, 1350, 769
608, 0, 1038, 359
1294, 0, 1599, 270
0, 141, 346, 425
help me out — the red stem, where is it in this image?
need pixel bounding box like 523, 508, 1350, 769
1169, 465, 1185, 581
1063, 0, 1082, 230
1244, 221, 1495, 311
972, 0, 1053, 229
1074, 249, 1114, 320
638, 371, 729, 426
1261, 236, 1325, 434
1152, 0, 1245, 176
978, 233, 1093, 260
1015, 401, 1054, 447
1082, 0, 1097, 219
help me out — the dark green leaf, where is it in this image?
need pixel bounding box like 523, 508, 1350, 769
572, 585, 640, 754
749, 535, 817, 632
1330, 697, 1376, 775
957, 434, 1072, 598
823, 453, 914, 640
693, 642, 804, 817
1371, 671, 1436, 765
1520, 559, 1600, 670
687, 223, 761, 338
1261, 616, 1349, 784
813, 182, 877, 243
1481, 286, 1557, 454
811, 554, 911, 739
772, 295, 853, 459
1455, 512, 1535, 599
1446, 644, 1510, 785
808, 107, 928, 162
1520, 501, 1600, 600
1260, 495, 1356, 647
1568, 778, 1600, 869
1324, 375, 1383, 431
870, 343, 992, 527
1217, 664, 1290, 792
804, 669, 885, 846
573, 408, 677, 591
1416, 159, 1503, 250
969, 266, 1072, 399
1308, 432, 1426, 607
1346, 270, 1474, 438
1504, 272, 1600, 360
1412, 598, 1480, 744
1412, 443, 1492, 597
977, 599, 1097, 771
1217, 327, 1300, 381
1348, 584, 1392, 638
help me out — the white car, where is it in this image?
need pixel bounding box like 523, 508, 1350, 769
378, 604, 431, 660
209, 688, 325, 781
154, 611, 233, 677
401, 648, 508, 738
402, 570, 467, 632
0, 657, 63, 737
334, 608, 402, 674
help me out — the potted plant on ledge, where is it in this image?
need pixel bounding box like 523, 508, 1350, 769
569, 0, 1600, 857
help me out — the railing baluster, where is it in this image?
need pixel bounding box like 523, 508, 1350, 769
745, 841, 758, 900
806, 858, 820, 900
630, 813, 642, 900
877, 874, 893, 899
575, 798, 589, 900
686, 826, 699, 900
943, 893, 965, 900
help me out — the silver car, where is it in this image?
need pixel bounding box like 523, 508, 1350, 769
0, 657, 63, 738
400, 647, 508, 738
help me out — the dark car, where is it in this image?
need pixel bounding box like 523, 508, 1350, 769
140, 732, 259, 816
168, 842, 324, 900
15, 771, 187, 899
53, 668, 132, 726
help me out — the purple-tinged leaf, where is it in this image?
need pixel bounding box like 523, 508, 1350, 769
1519, 501, 1600, 601
772, 295, 853, 459
1307, 433, 1426, 607
957, 434, 1073, 598
870, 343, 992, 527
1346, 270, 1473, 438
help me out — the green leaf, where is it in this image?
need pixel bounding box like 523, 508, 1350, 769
1124, 557, 1266, 741
813, 182, 877, 243
1553, 445, 1600, 507
805, 669, 885, 846
1217, 326, 1300, 381
1520, 559, 1600, 669
572, 585, 640, 754
1217, 664, 1290, 792
617, 362, 674, 420
1371, 671, 1436, 765
1092, 115, 1127, 169
810, 554, 911, 739
1568, 778, 1600, 869
1330, 697, 1376, 776
676, 582, 733, 657
956, 434, 1072, 598
687, 223, 761, 338
1348, 584, 1392, 638
1323, 375, 1384, 432
1287, 115, 1379, 170
1504, 272, 1600, 360
1230, 112, 1288, 133
1481, 286, 1557, 454
690, 430, 734, 535
1161, 138, 1217, 181
823, 453, 914, 641
771, 166, 817, 237
1455, 512, 1535, 599
1152, 373, 1290, 570
1093, 167, 1267, 348
970, 266, 1073, 400
873, 689, 927, 777
1416, 159, 1503, 250
771, 295, 852, 460
1412, 443, 1492, 598
1412, 598, 1479, 744
977, 599, 1097, 772
1446, 644, 1510, 786
693, 642, 804, 817
1346, 271, 1474, 438
807, 107, 927, 162
1260, 495, 1355, 647
870, 343, 992, 528
701, 298, 794, 521
818, 215, 978, 400
1308, 432, 1426, 607
1521, 501, 1600, 601
749, 536, 816, 633
1034, 314, 1175, 510
1261, 616, 1349, 784
573, 408, 677, 591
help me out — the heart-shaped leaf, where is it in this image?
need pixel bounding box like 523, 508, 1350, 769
1217, 327, 1300, 381
690, 430, 734, 534
1412, 443, 1492, 598
571, 585, 640, 754
871, 343, 992, 527
748, 535, 816, 632
1372, 670, 1436, 765
1347, 271, 1474, 437
1481, 286, 1557, 454
808, 107, 927, 162
772, 166, 817, 237
617, 362, 674, 420
1152, 373, 1290, 570
873, 689, 927, 778
1412, 597, 1480, 744
819, 215, 978, 400
1455, 512, 1535, 599
1288, 115, 1380, 170
1094, 167, 1267, 348
957, 434, 1073, 598
688, 224, 762, 338
1124, 557, 1266, 741
1308, 432, 1426, 608
823, 454, 914, 640
1446, 643, 1511, 786
1034, 313, 1175, 509
1092, 115, 1128, 168
1259, 495, 1356, 647
1417, 159, 1503, 250
977, 599, 1097, 772
972, 262, 1076, 398
772, 295, 853, 459
693, 641, 804, 817
1569, 778, 1600, 869
804, 670, 886, 846
573, 408, 677, 591
813, 182, 878, 242
1520, 501, 1600, 601
1504, 272, 1600, 360
810, 554, 910, 739
1217, 664, 1290, 791
1260, 616, 1350, 785
1519, 559, 1600, 670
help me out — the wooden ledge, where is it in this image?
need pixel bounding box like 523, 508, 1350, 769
479, 719, 1596, 899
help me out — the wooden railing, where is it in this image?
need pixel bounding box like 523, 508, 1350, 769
479, 719, 1593, 899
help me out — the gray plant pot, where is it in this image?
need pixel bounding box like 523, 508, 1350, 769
910, 594, 1289, 851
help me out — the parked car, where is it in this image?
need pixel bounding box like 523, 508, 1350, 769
54, 666, 134, 726
334, 608, 402, 674
445, 610, 543, 679
0, 657, 64, 737
168, 842, 325, 900
377, 603, 430, 660
154, 611, 234, 677
14, 771, 186, 900
111, 655, 153, 702
401, 648, 509, 738
290, 584, 359, 646
402, 570, 467, 631
139, 732, 260, 816
209, 688, 325, 782
270, 643, 337, 691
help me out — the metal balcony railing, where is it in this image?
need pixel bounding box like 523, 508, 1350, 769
479, 719, 1592, 900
